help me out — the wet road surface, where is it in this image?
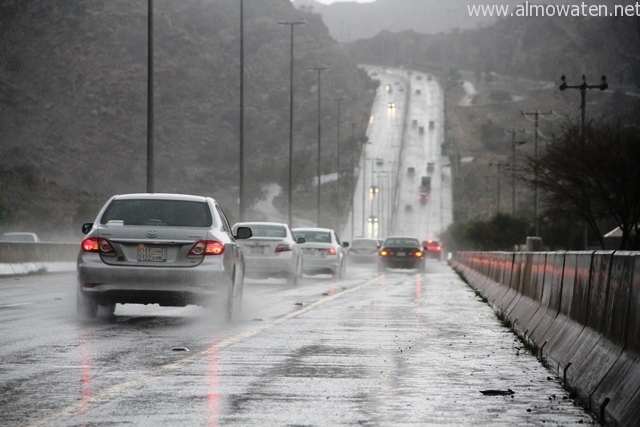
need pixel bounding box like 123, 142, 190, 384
1, 262, 596, 426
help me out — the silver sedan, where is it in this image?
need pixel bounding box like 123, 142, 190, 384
232, 222, 304, 285
291, 227, 348, 279
76, 193, 252, 321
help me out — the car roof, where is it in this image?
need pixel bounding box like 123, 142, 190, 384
291, 227, 333, 233
111, 193, 213, 202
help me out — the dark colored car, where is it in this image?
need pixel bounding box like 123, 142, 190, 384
422, 239, 443, 260
378, 236, 425, 273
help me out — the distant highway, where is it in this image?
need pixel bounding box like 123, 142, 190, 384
345, 66, 452, 243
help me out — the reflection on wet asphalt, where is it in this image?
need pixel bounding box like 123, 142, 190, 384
1, 264, 596, 426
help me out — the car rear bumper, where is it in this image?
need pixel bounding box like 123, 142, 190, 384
379, 258, 424, 269
243, 255, 295, 277
77, 253, 231, 307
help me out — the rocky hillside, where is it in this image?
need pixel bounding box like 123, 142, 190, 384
0, 0, 375, 238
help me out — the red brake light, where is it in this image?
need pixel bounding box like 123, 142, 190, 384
275, 244, 293, 253
81, 238, 115, 255
190, 240, 225, 256
414, 250, 424, 257
327, 247, 337, 255
380, 249, 391, 257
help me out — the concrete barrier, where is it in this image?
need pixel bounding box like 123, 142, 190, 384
540, 251, 591, 376
508, 252, 546, 339
0, 242, 77, 276
451, 250, 640, 427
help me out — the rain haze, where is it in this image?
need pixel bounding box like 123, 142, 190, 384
1, 0, 639, 425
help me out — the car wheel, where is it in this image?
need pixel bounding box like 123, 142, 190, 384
99, 303, 116, 319
287, 258, 300, 286
218, 270, 235, 323
76, 290, 98, 320
333, 260, 344, 280
233, 267, 244, 320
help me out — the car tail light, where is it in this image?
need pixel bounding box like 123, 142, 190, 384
81, 238, 116, 255
380, 249, 392, 257
414, 250, 424, 257
274, 243, 293, 253
189, 240, 225, 256
327, 247, 337, 255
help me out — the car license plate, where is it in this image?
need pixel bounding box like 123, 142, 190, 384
137, 246, 166, 262
397, 251, 406, 257
250, 246, 265, 255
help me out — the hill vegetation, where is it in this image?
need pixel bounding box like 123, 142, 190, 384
0, 0, 374, 239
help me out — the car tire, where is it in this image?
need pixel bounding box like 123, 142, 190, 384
287, 258, 301, 286
334, 260, 344, 280
76, 290, 99, 320
233, 267, 244, 320
418, 262, 426, 274
218, 270, 235, 323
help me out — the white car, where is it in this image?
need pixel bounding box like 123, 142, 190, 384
76, 193, 252, 321
291, 227, 348, 279
0, 232, 41, 242
232, 222, 304, 285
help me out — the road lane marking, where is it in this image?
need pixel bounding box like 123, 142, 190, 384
0, 302, 35, 308
23, 276, 382, 427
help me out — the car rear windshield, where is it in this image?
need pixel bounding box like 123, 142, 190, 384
384, 238, 420, 247
248, 225, 286, 238
293, 231, 331, 243
100, 199, 213, 227
352, 239, 378, 248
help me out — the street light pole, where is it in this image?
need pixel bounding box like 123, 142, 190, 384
239, 0, 245, 220
559, 74, 608, 249
308, 65, 330, 226
146, 0, 154, 193
361, 140, 370, 237
278, 19, 306, 227
333, 96, 346, 233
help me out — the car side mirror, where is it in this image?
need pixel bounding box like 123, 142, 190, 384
234, 226, 252, 240
81, 223, 93, 235
296, 237, 306, 244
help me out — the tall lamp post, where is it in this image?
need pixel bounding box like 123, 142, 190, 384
360, 139, 371, 236
278, 19, 306, 227
559, 74, 608, 249
333, 96, 346, 233
239, 0, 245, 220
146, 0, 154, 193
308, 65, 330, 226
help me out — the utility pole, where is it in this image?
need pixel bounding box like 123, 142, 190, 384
521, 110, 552, 236
504, 129, 526, 215
489, 161, 506, 214
559, 74, 607, 249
